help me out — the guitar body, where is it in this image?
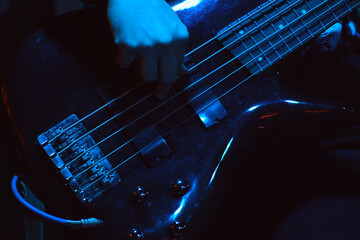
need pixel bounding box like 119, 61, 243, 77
4, 0, 360, 239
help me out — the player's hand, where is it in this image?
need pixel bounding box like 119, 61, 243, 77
107, 0, 189, 99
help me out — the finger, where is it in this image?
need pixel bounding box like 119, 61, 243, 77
115, 46, 136, 68
174, 24, 189, 76
139, 52, 158, 83
159, 51, 177, 84
157, 51, 177, 98
175, 48, 189, 77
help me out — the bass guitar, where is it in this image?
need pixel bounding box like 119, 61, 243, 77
4, 0, 360, 239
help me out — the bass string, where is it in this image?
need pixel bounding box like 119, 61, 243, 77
47, 82, 144, 143
83, 56, 271, 190
184, 0, 286, 57
186, 0, 305, 72
71, 0, 312, 175
81, 0, 355, 187
70, 0, 331, 165
58, 93, 153, 156
61, 0, 307, 158
47, 0, 288, 144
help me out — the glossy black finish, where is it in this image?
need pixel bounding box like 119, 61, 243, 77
3, 1, 359, 240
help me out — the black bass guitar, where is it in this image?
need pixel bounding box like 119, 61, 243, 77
4, 0, 360, 239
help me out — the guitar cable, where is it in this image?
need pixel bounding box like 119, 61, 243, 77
11, 175, 103, 229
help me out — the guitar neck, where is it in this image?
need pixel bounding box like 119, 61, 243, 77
218, 0, 360, 74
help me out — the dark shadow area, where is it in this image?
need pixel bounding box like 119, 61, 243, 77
0, 0, 54, 70
277, 13, 360, 109
208, 105, 360, 240
1, 1, 54, 239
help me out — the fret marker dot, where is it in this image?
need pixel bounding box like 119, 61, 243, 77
257, 57, 263, 62
278, 24, 284, 29
301, 9, 307, 14
239, 30, 245, 35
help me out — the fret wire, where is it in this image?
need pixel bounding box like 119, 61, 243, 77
270, 22, 293, 52
212, 3, 357, 109
309, 0, 351, 34
304, 1, 327, 30
83, 2, 360, 190
248, 17, 270, 64
206, 0, 343, 75
280, 15, 303, 46
270, 4, 293, 52
305, 1, 327, 36
238, 23, 265, 70
184, 0, 287, 57
239, 19, 247, 35
325, 2, 340, 21
290, 3, 314, 39
117, 2, 358, 163
249, 18, 272, 64
259, 28, 281, 61
179, 0, 314, 103
270, 0, 287, 13
189, 0, 304, 72
240, 41, 263, 71
342, 0, 352, 12
250, 34, 271, 65
305, 2, 314, 37
262, 13, 283, 58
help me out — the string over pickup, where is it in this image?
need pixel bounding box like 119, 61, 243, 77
132, 126, 172, 167
177, 66, 228, 129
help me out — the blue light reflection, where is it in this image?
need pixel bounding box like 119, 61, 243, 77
208, 137, 234, 187
246, 104, 261, 112
169, 179, 197, 221
173, 198, 185, 217
172, 0, 202, 12
247, 100, 304, 113
284, 100, 301, 104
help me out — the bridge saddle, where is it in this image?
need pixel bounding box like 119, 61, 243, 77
37, 114, 120, 203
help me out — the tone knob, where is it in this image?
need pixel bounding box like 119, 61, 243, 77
172, 179, 190, 197
132, 186, 149, 204
129, 228, 144, 239
169, 220, 187, 238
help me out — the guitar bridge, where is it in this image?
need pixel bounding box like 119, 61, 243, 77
37, 114, 120, 203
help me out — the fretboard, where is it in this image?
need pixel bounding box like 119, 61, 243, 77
218, 0, 360, 74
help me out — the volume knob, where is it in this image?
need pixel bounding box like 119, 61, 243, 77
129, 228, 144, 239
172, 179, 190, 197
132, 186, 149, 204
169, 220, 187, 238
